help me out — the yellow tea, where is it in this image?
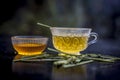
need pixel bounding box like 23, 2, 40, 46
13, 43, 46, 56
53, 36, 88, 54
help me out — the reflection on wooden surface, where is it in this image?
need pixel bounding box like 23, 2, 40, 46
12, 54, 53, 80
52, 65, 87, 80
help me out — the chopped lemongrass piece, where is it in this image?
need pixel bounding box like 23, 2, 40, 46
63, 60, 93, 68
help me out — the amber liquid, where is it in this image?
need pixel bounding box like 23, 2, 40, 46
53, 36, 88, 54
13, 43, 46, 56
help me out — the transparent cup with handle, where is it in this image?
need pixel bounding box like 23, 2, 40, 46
50, 27, 98, 55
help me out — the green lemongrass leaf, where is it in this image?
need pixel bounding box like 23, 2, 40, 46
13, 52, 50, 62
86, 54, 100, 58
86, 53, 120, 60
63, 60, 93, 68
37, 22, 52, 28
14, 56, 41, 62
86, 57, 115, 62
47, 48, 59, 53
99, 55, 120, 60
14, 58, 61, 62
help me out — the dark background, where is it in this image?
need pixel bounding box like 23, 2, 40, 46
0, 0, 120, 80
0, 0, 120, 56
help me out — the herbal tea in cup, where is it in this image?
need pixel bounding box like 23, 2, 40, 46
50, 27, 97, 55
11, 36, 48, 56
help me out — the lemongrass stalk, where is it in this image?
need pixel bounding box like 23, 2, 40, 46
37, 22, 52, 28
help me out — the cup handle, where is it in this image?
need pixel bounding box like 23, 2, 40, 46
88, 32, 98, 45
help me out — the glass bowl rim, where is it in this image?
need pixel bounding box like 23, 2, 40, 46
11, 36, 48, 40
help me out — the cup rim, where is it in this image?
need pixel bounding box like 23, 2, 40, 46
50, 27, 92, 30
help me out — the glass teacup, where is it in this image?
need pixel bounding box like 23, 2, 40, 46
11, 36, 48, 56
50, 27, 98, 55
